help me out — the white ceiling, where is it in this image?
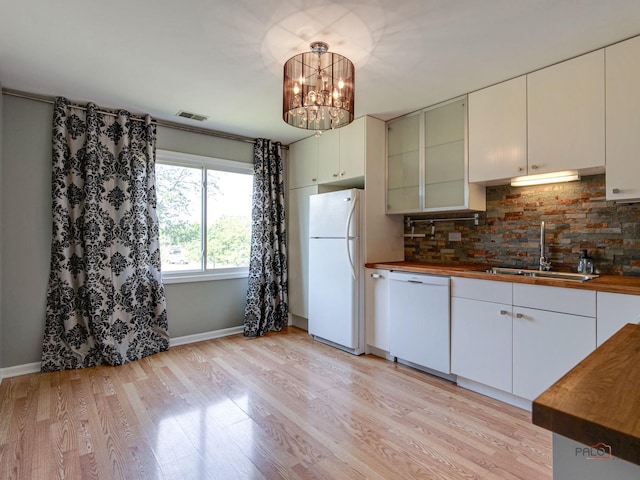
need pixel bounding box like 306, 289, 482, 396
1, 0, 640, 145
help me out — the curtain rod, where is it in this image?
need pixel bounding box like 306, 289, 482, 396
1, 88, 273, 147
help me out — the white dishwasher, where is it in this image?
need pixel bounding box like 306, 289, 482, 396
389, 271, 451, 374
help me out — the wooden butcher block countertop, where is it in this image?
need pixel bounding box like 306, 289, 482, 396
364, 261, 640, 295
532, 324, 640, 466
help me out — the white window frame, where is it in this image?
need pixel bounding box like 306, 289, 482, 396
156, 149, 253, 284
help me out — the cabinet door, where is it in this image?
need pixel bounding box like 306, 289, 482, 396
596, 292, 640, 346
317, 129, 340, 183
423, 98, 466, 209
287, 185, 317, 318
339, 117, 365, 180
468, 76, 527, 183
289, 136, 318, 189
513, 307, 595, 400
365, 269, 390, 351
451, 298, 512, 392
606, 35, 640, 201
528, 49, 605, 174
386, 113, 421, 213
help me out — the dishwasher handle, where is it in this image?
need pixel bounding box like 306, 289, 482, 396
389, 271, 450, 286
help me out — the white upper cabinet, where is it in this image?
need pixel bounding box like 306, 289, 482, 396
386, 97, 485, 214
468, 76, 527, 184
317, 117, 366, 185
386, 112, 421, 213
606, 35, 640, 202
339, 116, 366, 181
424, 99, 466, 209
289, 117, 368, 189
288, 136, 318, 189
527, 49, 605, 175
469, 49, 606, 185
317, 128, 340, 183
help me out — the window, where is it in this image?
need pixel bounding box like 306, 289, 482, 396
155, 150, 253, 282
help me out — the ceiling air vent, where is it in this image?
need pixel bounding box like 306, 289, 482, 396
176, 110, 209, 122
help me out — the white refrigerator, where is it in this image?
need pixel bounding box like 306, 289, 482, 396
308, 189, 365, 355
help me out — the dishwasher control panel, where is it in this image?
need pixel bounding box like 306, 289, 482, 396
389, 271, 451, 286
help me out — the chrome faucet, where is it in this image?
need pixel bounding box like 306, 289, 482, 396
539, 220, 552, 271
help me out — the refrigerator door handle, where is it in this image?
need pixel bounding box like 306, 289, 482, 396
345, 194, 358, 280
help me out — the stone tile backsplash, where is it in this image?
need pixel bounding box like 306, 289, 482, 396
404, 174, 640, 276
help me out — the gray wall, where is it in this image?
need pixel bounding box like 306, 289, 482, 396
0, 83, 3, 372
1, 96, 51, 368
0, 94, 254, 368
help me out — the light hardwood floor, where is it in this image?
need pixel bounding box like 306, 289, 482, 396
0, 327, 551, 479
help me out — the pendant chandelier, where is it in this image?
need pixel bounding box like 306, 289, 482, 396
282, 41, 355, 131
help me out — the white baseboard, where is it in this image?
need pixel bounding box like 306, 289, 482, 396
0, 361, 42, 380
456, 377, 532, 411
169, 325, 244, 347
288, 313, 308, 331
365, 345, 394, 361
0, 326, 245, 381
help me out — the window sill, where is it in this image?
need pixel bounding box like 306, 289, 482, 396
162, 269, 249, 284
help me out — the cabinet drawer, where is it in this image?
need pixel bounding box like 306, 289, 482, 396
596, 291, 640, 347
513, 283, 595, 317
451, 277, 512, 304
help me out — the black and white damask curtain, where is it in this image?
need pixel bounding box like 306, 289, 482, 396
41, 97, 169, 372
244, 139, 288, 336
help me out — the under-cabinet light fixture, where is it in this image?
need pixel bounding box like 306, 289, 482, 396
510, 170, 580, 187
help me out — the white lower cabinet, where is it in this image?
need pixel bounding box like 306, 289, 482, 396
451, 297, 512, 392
512, 306, 595, 401
287, 185, 317, 319
596, 291, 640, 346
512, 284, 596, 401
365, 269, 390, 352
452, 278, 599, 405
451, 278, 513, 392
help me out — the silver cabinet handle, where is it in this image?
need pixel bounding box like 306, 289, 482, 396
332, 173, 339, 177
612, 188, 620, 194
516, 166, 523, 172
530, 164, 538, 170
340, 171, 346, 176
311, 177, 317, 182
516, 313, 524, 318
370, 273, 382, 279
499, 309, 508, 315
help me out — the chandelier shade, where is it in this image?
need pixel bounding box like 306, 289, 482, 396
283, 42, 355, 131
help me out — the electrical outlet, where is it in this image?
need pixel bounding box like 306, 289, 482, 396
448, 232, 462, 242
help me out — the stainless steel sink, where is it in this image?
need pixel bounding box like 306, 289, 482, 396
482, 267, 598, 282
